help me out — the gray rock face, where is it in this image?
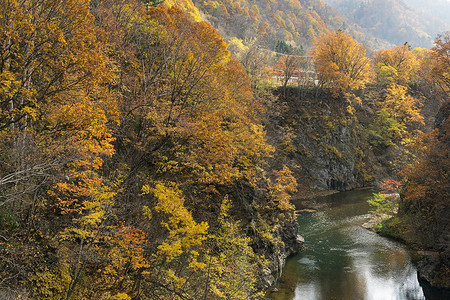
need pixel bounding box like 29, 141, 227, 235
230, 182, 304, 289
417, 252, 450, 289
265, 90, 380, 193
292, 118, 364, 191
259, 232, 304, 289
250, 201, 304, 288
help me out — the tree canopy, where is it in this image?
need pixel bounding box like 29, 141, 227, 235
312, 30, 372, 91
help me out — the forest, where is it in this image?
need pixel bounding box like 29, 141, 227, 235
0, 0, 448, 299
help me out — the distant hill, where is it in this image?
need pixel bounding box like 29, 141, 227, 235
164, 0, 393, 51
323, 0, 450, 48
164, 0, 448, 51
191, 0, 339, 49
405, 0, 450, 25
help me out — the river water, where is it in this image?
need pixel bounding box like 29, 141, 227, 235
268, 189, 447, 300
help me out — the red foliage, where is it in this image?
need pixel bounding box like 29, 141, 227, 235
379, 179, 402, 194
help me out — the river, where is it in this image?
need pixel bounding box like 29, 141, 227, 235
268, 189, 447, 300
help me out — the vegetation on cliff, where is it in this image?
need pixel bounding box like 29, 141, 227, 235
0, 0, 448, 297
367, 34, 449, 288
0, 0, 301, 298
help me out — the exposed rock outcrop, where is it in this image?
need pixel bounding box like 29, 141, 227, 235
228, 182, 304, 289
258, 228, 304, 288
265, 88, 376, 193
292, 116, 362, 191
417, 252, 450, 289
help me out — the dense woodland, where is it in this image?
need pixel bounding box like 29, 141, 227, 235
0, 0, 449, 299
189, 0, 393, 51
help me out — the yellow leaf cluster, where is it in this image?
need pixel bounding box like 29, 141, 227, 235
269, 165, 297, 210
153, 182, 208, 261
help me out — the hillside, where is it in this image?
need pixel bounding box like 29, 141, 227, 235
323, 0, 450, 48
193, 0, 336, 49
165, 0, 449, 52
0, 1, 303, 298
406, 0, 450, 23
165, 0, 393, 51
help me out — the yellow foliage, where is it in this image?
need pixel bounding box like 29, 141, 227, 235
0, 0, 118, 220
0, 71, 20, 99
269, 165, 297, 210
383, 83, 424, 126
112, 293, 131, 300
312, 30, 372, 92
129, 5, 274, 189
31, 270, 67, 300
207, 196, 263, 299
153, 182, 208, 261
373, 44, 419, 85
164, 0, 203, 22
324, 145, 343, 159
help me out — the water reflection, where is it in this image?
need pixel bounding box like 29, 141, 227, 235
269, 189, 433, 300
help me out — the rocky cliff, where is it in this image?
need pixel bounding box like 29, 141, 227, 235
266, 87, 375, 194
226, 182, 304, 289
415, 102, 450, 289
381, 101, 450, 289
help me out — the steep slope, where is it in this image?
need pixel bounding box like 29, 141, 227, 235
191, 0, 334, 49
265, 88, 373, 192
323, 0, 449, 48
0, 1, 304, 298
165, 0, 388, 50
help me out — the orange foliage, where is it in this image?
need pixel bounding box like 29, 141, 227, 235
269, 165, 297, 210
312, 30, 372, 92
373, 44, 419, 85
428, 32, 450, 97
120, 5, 273, 186
401, 105, 449, 212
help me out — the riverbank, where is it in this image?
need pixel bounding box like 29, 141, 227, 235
383, 218, 449, 290
296, 188, 449, 292
269, 189, 433, 300
361, 212, 450, 290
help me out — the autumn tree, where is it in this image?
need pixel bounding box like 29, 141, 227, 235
229, 38, 272, 86
400, 102, 449, 212
87, 2, 284, 299
382, 84, 424, 127
108, 4, 274, 189
312, 30, 372, 92
206, 196, 263, 299
395, 102, 450, 282
0, 1, 301, 298
0, 0, 120, 297
275, 54, 302, 94
373, 44, 419, 86
368, 83, 424, 148
426, 32, 450, 98
0, 0, 117, 210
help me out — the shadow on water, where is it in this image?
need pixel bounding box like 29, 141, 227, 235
268, 189, 447, 300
